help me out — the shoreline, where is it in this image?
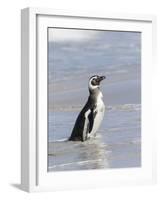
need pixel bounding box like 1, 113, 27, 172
49, 103, 141, 112
49, 79, 141, 111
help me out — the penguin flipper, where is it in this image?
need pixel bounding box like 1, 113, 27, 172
88, 108, 97, 133
69, 110, 89, 141
82, 109, 91, 141
69, 103, 96, 141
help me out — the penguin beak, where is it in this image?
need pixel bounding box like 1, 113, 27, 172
98, 76, 106, 82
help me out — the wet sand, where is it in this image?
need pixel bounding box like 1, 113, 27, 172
48, 104, 141, 171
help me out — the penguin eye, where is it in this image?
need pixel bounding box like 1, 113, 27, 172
93, 77, 98, 81
91, 78, 98, 86
93, 77, 98, 82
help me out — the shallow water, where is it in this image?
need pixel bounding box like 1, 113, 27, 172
48, 104, 141, 172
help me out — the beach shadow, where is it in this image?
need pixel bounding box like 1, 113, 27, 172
10, 183, 24, 192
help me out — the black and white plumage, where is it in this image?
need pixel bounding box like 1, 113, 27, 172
69, 75, 106, 142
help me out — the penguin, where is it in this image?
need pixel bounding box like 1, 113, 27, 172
69, 75, 106, 142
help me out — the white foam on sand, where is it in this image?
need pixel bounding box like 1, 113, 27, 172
53, 138, 69, 142
48, 158, 105, 170
52, 103, 141, 112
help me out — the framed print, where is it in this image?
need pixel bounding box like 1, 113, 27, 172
21, 8, 156, 192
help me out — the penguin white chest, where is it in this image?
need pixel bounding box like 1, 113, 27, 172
91, 92, 105, 135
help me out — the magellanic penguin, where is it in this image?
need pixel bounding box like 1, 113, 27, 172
69, 75, 106, 142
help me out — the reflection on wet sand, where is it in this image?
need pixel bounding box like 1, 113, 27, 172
48, 134, 110, 171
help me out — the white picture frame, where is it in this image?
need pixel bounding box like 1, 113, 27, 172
21, 7, 156, 192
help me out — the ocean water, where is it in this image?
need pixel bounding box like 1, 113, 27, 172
48, 104, 141, 171
48, 30, 141, 84
48, 30, 141, 110
48, 29, 141, 171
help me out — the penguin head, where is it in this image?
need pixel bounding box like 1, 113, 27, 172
88, 75, 106, 91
